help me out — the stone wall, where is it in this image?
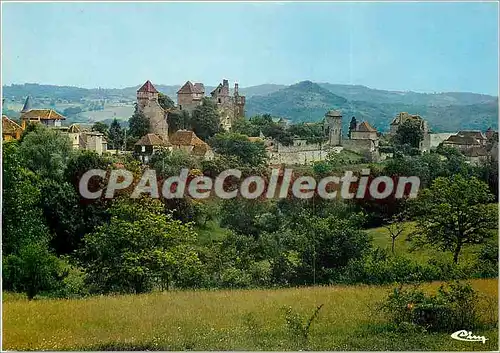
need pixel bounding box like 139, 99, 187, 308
142, 99, 169, 141
351, 131, 377, 141
342, 139, 376, 154
269, 149, 329, 165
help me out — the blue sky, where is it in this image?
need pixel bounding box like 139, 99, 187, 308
1, 2, 498, 95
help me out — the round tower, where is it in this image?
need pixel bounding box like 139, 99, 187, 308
324, 110, 342, 146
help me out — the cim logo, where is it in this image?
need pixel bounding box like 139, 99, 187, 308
451, 330, 488, 344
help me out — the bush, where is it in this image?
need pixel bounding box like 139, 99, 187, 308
380, 281, 480, 332
3, 242, 65, 300
338, 250, 438, 285
473, 241, 499, 278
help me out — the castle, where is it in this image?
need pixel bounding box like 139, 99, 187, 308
267, 110, 381, 165
136, 79, 246, 140
136, 80, 169, 141
176, 79, 245, 131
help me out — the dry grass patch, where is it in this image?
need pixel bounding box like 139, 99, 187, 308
3, 279, 498, 351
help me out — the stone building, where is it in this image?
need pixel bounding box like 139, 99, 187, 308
169, 129, 214, 160
62, 124, 108, 155
265, 110, 381, 165
177, 81, 205, 113
324, 110, 342, 146
343, 119, 379, 155
210, 79, 246, 131
442, 131, 486, 151
20, 95, 66, 129
134, 133, 172, 164
136, 80, 169, 141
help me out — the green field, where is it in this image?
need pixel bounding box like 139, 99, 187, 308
3, 220, 497, 351
366, 221, 491, 265
3, 279, 497, 351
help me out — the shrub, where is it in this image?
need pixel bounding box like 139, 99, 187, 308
380, 281, 480, 332
338, 250, 439, 285
473, 241, 499, 278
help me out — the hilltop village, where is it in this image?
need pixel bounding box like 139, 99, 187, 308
2, 79, 498, 166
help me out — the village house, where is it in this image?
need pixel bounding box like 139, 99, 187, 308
2, 115, 23, 141
59, 124, 108, 155
169, 129, 214, 160
134, 133, 172, 164
442, 130, 487, 151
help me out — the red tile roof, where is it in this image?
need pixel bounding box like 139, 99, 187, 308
135, 133, 171, 146
357, 121, 377, 132
177, 81, 204, 94
2, 116, 23, 134
137, 80, 158, 93
170, 130, 207, 147
21, 109, 66, 120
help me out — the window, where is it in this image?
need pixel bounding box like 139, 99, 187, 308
179, 105, 182, 110
141, 146, 146, 152
218, 98, 221, 103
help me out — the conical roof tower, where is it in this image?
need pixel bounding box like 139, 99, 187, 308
21, 96, 32, 113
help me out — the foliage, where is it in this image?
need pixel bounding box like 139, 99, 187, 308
380, 281, 480, 332
108, 118, 124, 150
81, 198, 202, 293
128, 104, 150, 139
209, 132, 268, 167
3, 242, 64, 300
91, 121, 109, 136
287, 122, 325, 143
150, 148, 200, 178
18, 124, 73, 181
158, 92, 175, 110
284, 304, 324, 348
2, 141, 51, 255
191, 97, 221, 141
392, 119, 424, 149
411, 175, 497, 263
168, 109, 190, 133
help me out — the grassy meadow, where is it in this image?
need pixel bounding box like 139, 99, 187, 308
3, 278, 498, 351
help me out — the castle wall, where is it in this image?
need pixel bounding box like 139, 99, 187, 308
142, 99, 169, 141
177, 94, 202, 113
351, 131, 377, 141
342, 139, 376, 154
269, 149, 329, 165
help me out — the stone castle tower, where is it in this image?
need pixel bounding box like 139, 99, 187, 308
210, 79, 246, 131
324, 110, 342, 146
137, 80, 169, 141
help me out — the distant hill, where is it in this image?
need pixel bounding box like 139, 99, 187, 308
246, 81, 498, 132
3, 81, 498, 132
318, 83, 497, 106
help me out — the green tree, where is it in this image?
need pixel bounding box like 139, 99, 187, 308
209, 132, 268, 167
2, 141, 51, 255
19, 124, 73, 181
108, 118, 124, 150
158, 92, 175, 110
393, 119, 424, 150
168, 110, 190, 134
82, 198, 202, 293
3, 242, 63, 300
150, 148, 199, 178
411, 175, 497, 263
128, 104, 150, 139
91, 121, 109, 137
191, 97, 221, 141
220, 198, 278, 239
